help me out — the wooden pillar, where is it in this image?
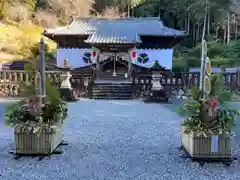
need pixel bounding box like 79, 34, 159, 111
113, 52, 117, 76
128, 53, 132, 77
95, 54, 100, 77
92, 46, 101, 78
128, 46, 137, 78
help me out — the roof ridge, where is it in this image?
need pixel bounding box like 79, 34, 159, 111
74, 16, 161, 21
44, 26, 69, 33
43, 16, 186, 40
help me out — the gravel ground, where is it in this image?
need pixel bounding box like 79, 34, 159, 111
1, 99, 240, 180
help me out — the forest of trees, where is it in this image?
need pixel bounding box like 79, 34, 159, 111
1, 0, 240, 71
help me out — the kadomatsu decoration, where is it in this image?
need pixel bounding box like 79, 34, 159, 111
179, 74, 239, 160
4, 39, 68, 156
179, 40, 239, 161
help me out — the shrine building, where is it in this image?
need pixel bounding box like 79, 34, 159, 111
43, 17, 186, 80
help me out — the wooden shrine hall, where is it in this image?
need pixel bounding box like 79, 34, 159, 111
43, 17, 186, 80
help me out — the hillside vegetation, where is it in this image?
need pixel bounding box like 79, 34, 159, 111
0, 0, 240, 70
0, 0, 145, 61
0, 23, 56, 61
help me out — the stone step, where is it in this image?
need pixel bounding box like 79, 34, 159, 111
92, 89, 133, 94
97, 78, 127, 81
92, 92, 132, 95
92, 96, 133, 100
93, 84, 132, 87
92, 90, 132, 93
97, 73, 128, 81
99, 72, 126, 76
94, 79, 132, 84
91, 94, 133, 99
92, 93, 131, 96
92, 84, 132, 88
92, 93, 132, 95
91, 82, 133, 100
92, 86, 132, 90
99, 75, 125, 77
92, 90, 132, 94
93, 83, 132, 86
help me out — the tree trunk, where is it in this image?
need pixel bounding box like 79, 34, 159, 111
187, 13, 190, 34
200, 0, 208, 97
215, 26, 219, 39
227, 13, 230, 43
185, 17, 188, 31
224, 26, 226, 43
193, 22, 196, 46
120, 0, 125, 15
127, 0, 131, 17
131, 4, 134, 17
235, 23, 238, 40
207, 9, 210, 35
197, 20, 200, 41
202, 15, 207, 42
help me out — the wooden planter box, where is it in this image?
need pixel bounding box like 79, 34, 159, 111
181, 126, 232, 159
14, 125, 62, 155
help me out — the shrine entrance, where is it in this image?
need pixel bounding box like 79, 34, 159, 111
99, 52, 129, 78
92, 44, 136, 80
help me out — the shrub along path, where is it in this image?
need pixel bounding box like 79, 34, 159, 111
0, 99, 240, 180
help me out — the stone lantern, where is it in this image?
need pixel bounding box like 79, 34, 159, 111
144, 60, 171, 102
61, 71, 72, 89
83, 76, 90, 97
58, 64, 77, 101
151, 61, 164, 91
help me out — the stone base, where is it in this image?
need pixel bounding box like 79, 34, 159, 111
144, 90, 169, 102
59, 88, 77, 102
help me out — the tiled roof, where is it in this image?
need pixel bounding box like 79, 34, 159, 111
44, 17, 186, 44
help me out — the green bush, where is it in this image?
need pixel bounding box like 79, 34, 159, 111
5, 99, 67, 127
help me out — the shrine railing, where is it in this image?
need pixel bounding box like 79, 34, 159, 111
0, 70, 94, 97
132, 72, 240, 98
0, 70, 239, 98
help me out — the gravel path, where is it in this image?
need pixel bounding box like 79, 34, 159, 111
1, 99, 240, 180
